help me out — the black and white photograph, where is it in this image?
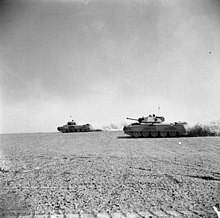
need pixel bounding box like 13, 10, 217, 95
0, 0, 220, 217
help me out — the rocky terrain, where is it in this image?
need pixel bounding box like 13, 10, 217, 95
0, 131, 219, 217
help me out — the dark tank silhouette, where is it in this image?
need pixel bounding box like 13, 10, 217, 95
123, 114, 187, 138
57, 120, 102, 133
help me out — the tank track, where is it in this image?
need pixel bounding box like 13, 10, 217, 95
125, 131, 180, 138
0, 208, 217, 218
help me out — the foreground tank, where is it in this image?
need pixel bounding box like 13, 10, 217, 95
123, 115, 187, 138
57, 120, 102, 133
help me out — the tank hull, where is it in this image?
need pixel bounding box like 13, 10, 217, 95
123, 123, 186, 138
57, 124, 102, 133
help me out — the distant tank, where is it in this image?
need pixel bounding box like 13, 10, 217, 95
123, 114, 187, 138
57, 120, 102, 133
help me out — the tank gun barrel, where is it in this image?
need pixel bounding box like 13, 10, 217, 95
126, 117, 138, 121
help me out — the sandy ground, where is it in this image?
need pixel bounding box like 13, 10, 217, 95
0, 131, 220, 217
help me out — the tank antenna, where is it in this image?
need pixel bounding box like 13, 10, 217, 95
157, 106, 160, 116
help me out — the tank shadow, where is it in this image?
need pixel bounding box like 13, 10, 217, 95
117, 135, 219, 139
117, 135, 187, 139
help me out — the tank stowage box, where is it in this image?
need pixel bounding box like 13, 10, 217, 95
123, 115, 187, 138
57, 120, 102, 133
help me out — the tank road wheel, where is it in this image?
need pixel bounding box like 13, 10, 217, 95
76, 129, 80, 132
81, 129, 85, 132
151, 131, 158, 137
133, 131, 141, 138
169, 131, 177, 137
142, 131, 149, 138
160, 131, 167, 137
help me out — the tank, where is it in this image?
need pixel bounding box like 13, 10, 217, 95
57, 120, 102, 133
123, 114, 187, 138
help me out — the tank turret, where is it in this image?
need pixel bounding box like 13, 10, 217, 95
123, 114, 186, 138
127, 115, 165, 124
67, 120, 77, 125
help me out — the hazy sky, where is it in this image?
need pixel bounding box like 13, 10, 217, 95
0, 0, 220, 133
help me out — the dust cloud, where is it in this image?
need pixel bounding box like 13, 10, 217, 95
186, 121, 220, 137
102, 122, 127, 131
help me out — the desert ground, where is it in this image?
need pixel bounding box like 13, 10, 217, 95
0, 131, 220, 217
